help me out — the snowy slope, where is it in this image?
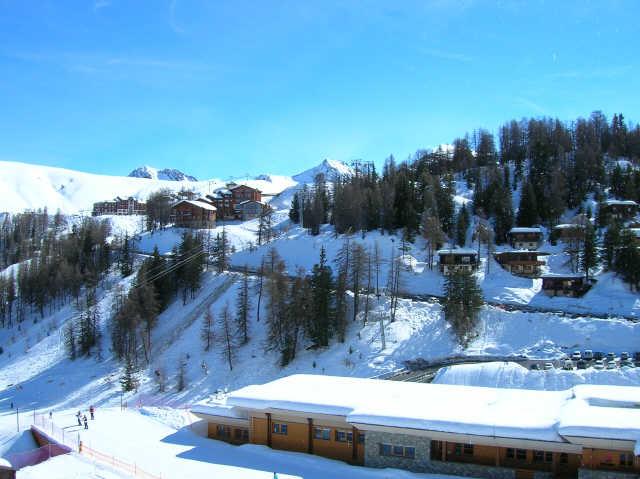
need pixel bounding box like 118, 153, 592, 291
0, 161, 298, 214
433, 361, 640, 390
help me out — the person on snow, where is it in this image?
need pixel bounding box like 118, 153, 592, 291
77, 411, 82, 426
83, 415, 88, 430
89, 405, 95, 420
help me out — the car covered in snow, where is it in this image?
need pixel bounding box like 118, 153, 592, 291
592, 360, 605, 370
582, 350, 593, 360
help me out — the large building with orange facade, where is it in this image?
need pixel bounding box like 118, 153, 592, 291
192, 375, 640, 479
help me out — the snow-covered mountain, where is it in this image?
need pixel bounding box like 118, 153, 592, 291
293, 158, 354, 183
0, 159, 357, 214
128, 165, 199, 182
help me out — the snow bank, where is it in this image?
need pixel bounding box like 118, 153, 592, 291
433, 362, 640, 390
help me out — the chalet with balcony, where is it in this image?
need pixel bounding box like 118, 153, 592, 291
207, 184, 263, 220
600, 199, 639, 220
92, 196, 146, 216
541, 273, 590, 297
236, 200, 269, 221
551, 224, 585, 244
192, 374, 640, 479
494, 250, 549, 277
436, 248, 478, 274
172, 198, 216, 228
507, 227, 543, 250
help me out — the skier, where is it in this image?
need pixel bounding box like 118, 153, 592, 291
89, 405, 95, 420
49, 411, 52, 420
76, 411, 82, 426
83, 415, 88, 430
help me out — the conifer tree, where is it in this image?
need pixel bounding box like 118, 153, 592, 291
602, 222, 621, 270
580, 222, 598, 282
289, 192, 300, 224
455, 204, 470, 246
201, 309, 214, 352
308, 246, 334, 347
442, 270, 483, 346
64, 321, 76, 360
219, 303, 236, 371
119, 234, 133, 277
235, 266, 251, 344
120, 355, 139, 392
615, 230, 640, 290
516, 181, 539, 227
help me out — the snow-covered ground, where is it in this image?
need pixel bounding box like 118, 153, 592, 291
0, 160, 298, 214
1, 407, 464, 479
433, 361, 640, 390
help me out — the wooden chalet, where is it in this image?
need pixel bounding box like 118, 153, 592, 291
601, 199, 638, 220
207, 184, 263, 220
436, 248, 478, 274
236, 200, 269, 221
507, 227, 543, 250
541, 274, 590, 297
494, 250, 549, 277
551, 224, 585, 243
92, 196, 146, 216
172, 199, 216, 228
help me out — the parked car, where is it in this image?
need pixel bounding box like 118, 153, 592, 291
571, 351, 581, 361
593, 360, 605, 370
530, 363, 541, 370
593, 351, 604, 360
621, 359, 635, 368
577, 360, 587, 370
544, 362, 554, 370
634, 352, 640, 362
606, 361, 617, 370
606, 352, 617, 361
563, 360, 574, 370
582, 350, 594, 361
620, 352, 630, 361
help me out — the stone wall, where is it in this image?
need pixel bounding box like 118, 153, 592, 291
578, 469, 639, 479
426, 460, 515, 479
363, 430, 431, 472
363, 430, 517, 479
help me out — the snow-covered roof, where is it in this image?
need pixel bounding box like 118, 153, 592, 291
173, 200, 217, 211
495, 250, 550, 256
436, 248, 478, 256
605, 199, 638, 206
195, 374, 640, 445
229, 184, 261, 192
627, 228, 640, 238
237, 200, 266, 206
508, 227, 542, 234
541, 273, 585, 279
553, 224, 585, 230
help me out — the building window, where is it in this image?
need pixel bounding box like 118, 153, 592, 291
313, 427, 331, 440
272, 423, 288, 435
234, 428, 249, 441
216, 425, 230, 438
559, 453, 568, 464
335, 430, 353, 443
533, 451, 553, 463
620, 453, 634, 467
454, 443, 474, 456
507, 448, 527, 461
358, 433, 365, 444
379, 444, 415, 459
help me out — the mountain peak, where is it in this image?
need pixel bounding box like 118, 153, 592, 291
128, 166, 198, 182
292, 158, 354, 184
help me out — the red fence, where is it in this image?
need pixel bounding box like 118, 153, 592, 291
80, 443, 162, 479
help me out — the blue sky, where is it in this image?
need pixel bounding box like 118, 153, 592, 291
0, 1, 638, 180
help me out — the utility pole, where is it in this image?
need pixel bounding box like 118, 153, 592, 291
16, 407, 19, 432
